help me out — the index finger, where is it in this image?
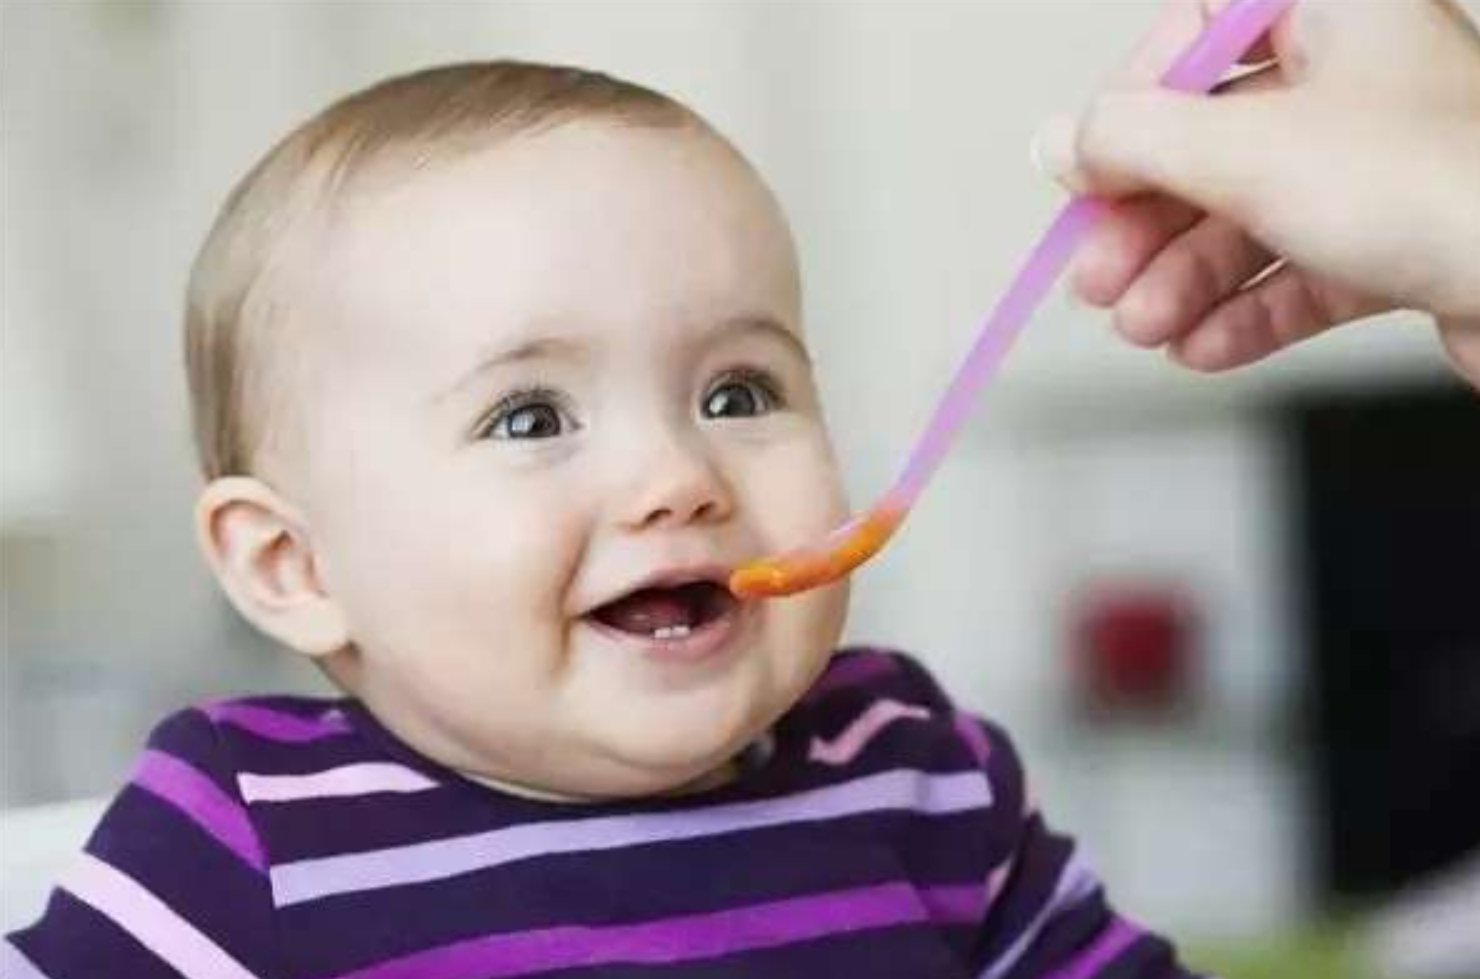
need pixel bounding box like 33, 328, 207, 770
1107, 0, 1280, 91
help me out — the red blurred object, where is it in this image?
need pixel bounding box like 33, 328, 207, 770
1072, 583, 1197, 716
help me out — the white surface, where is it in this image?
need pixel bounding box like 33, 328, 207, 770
1051, 734, 1308, 940
0, 797, 106, 933
849, 409, 1307, 938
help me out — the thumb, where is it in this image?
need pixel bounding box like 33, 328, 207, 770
1033, 88, 1295, 220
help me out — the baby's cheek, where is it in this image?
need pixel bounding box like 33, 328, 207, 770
763, 579, 849, 711
795, 463, 850, 539
768, 449, 850, 663
755, 435, 848, 534
468, 494, 588, 610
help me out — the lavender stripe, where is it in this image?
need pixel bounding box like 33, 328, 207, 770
204, 703, 352, 743
332, 881, 930, 979
1042, 918, 1142, 979
134, 750, 265, 872
274, 768, 991, 906
2, 940, 50, 979
239, 763, 436, 803
63, 854, 261, 979
805, 652, 897, 700
980, 853, 1101, 979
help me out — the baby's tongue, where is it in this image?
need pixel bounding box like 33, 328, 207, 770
595, 589, 693, 635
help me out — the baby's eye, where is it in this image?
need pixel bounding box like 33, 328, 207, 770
496, 404, 563, 440
701, 370, 783, 420
480, 389, 576, 441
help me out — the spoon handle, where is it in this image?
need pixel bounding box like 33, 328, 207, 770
892, 0, 1295, 507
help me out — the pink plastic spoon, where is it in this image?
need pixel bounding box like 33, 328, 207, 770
731, 0, 1296, 599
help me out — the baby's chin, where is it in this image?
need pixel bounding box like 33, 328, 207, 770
440, 711, 763, 802
556, 632, 827, 788
598, 710, 770, 793
575, 679, 799, 797
469, 723, 756, 803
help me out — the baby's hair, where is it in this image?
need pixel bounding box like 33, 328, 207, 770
185, 61, 698, 479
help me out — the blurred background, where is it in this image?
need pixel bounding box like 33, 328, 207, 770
3, 2, 1479, 976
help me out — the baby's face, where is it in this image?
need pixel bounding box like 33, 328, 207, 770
293, 122, 849, 797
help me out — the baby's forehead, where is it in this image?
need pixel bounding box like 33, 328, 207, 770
308, 122, 804, 358
190, 62, 805, 481
337, 121, 786, 242
248, 124, 813, 488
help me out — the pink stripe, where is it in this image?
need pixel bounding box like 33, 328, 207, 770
204, 703, 352, 743
134, 750, 265, 871
239, 762, 437, 803
918, 884, 984, 926
986, 857, 1012, 906
332, 882, 932, 979
953, 711, 992, 766
808, 699, 931, 765
804, 652, 896, 700
63, 854, 261, 979
1042, 918, 1142, 979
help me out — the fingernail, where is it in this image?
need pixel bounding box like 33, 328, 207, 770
1029, 113, 1077, 180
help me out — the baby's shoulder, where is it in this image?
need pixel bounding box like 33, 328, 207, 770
140, 694, 360, 775
804, 647, 956, 712
194, 695, 355, 743
790, 647, 1020, 780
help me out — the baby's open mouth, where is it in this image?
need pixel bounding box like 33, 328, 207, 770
588, 581, 737, 640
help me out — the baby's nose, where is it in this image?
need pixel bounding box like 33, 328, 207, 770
620, 438, 735, 531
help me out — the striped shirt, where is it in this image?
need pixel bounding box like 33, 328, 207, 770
4, 648, 1199, 979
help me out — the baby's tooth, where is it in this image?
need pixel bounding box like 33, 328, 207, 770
651, 625, 692, 640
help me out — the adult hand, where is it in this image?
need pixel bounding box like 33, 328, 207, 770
1032, 0, 1480, 385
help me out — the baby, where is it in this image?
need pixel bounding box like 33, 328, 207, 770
4, 62, 1193, 979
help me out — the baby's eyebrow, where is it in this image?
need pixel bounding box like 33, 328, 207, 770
436, 314, 810, 403
437, 335, 591, 402
711, 314, 812, 368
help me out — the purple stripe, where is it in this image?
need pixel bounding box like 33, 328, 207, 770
134, 750, 265, 872
918, 884, 984, 925
332, 881, 931, 979
204, 703, 352, 743
953, 711, 992, 766
1042, 918, 1142, 979
805, 652, 896, 700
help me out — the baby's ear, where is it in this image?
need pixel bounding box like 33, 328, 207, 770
194, 476, 349, 658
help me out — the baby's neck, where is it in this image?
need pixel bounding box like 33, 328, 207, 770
459, 757, 740, 805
